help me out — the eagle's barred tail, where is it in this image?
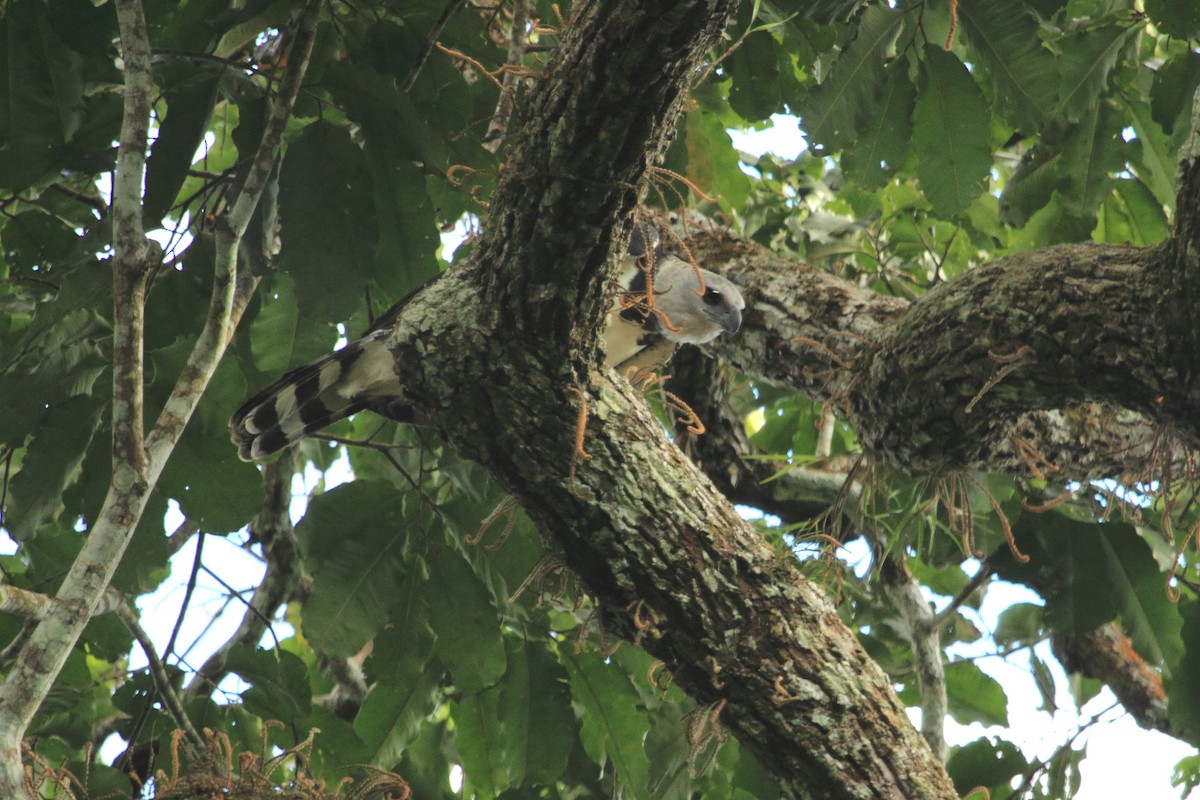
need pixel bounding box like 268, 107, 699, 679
229, 344, 369, 461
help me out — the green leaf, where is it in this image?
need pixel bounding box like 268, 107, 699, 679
143, 61, 223, 223
728, 30, 783, 123
1030, 651, 1057, 713
947, 737, 1028, 797
1151, 51, 1200, 136
355, 670, 440, 769
0, 0, 87, 191
1057, 101, 1124, 219
1144, 0, 1200, 38
993, 602, 1045, 646
685, 108, 752, 214
5, 395, 103, 540
153, 338, 261, 532
1003, 514, 1184, 672
913, 45, 991, 216
798, 0, 871, 24
224, 646, 312, 720
523, 644, 576, 784
1054, 25, 1129, 122
454, 684, 521, 795
276, 120, 380, 323
296, 481, 413, 658
958, 0, 1059, 130
1168, 601, 1200, 744
798, 5, 905, 152
998, 134, 1063, 228
841, 59, 916, 189
1094, 177, 1170, 247
425, 545, 507, 693
564, 651, 651, 795
110, 490, 172, 595
1120, 96, 1178, 210
945, 660, 1008, 726
455, 639, 575, 792
249, 272, 337, 374
325, 62, 443, 303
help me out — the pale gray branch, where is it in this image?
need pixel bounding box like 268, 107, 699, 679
0, 2, 158, 794
482, 0, 531, 153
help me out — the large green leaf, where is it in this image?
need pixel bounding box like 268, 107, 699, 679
1054, 25, 1130, 122
143, 60, 223, 223
947, 737, 1028, 797
1002, 513, 1183, 673
1166, 601, 1200, 745
565, 651, 652, 796
797, 5, 906, 153
5, 395, 103, 540
425, 544, 507, 693
841, 59, 916, 189
958, 0, 1059, 131
275, 120, 380, 323
1094, 177, 1170, 247
728, 30, 783, 123
0, 0, 86, 191
1120, 96, 1178, 209
355, 670, 440, 769
454, 681, 521, 795
454, 638, 574, 794
1057, 100, 1125, 219
324, 61, 443, 304
913, 45, 991, 216
249, 272, 337, 374
153, 337, 262, 532
1150, 50, 1200, 136
685, 109, 753, 215
224, 645, 312, 720
944, 660, 1009, 726
296, 481, 415, 658
1144, 0, 1200, 38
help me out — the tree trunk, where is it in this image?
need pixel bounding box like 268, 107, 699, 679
369, 1, 960, 796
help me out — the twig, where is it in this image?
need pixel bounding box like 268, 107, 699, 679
114, 595, 206, 756
184, 452, 299, 703
400, 0, 463, 92
931, 564, 992, 629
163, 531, 205, 661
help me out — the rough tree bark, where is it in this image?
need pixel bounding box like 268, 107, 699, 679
367, 7, 1200, 800
370, 1, 959, 798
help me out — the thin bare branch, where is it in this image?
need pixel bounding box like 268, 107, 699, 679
114, 595, 206, 755
400, 0, 464, 92
184, 452, 300, 703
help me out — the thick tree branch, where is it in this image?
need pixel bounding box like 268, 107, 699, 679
1053, 622, 1172, 737
667, 353, 952, 762
691, 230, 1191, 481
378, 1, 957, 796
